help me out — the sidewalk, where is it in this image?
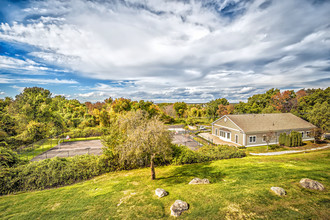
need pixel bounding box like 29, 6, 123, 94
249, 144, 330, 156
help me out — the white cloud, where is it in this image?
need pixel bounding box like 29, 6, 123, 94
0, 55, 49, 74
10, 85, 25, 92
0, 0, 329, 102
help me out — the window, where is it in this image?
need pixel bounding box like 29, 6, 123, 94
227, 132, 231, 139
301, 132, 304, 138
215, 128, 218, 136
262, 135, 266, 142
249, 136, 256, 143
306, 131, 310, 137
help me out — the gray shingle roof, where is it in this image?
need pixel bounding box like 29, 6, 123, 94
227, 113, 316, 133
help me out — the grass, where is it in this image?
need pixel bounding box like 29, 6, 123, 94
1, 149, 329, 219
245, 141, 329, 154
18, 136, 101, 160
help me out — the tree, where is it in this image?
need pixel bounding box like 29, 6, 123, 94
173, 102, 187, 118
112, 98, 132, 113
308, 101, 330, 132
264, 130, 275, 151
217, 104, 234, 117
206, 98, 229, 119
104, 111, 172, 180
310, 127, 322, 144
271, 90, 296, 113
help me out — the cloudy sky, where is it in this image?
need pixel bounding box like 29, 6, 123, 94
0, 0, 329, 103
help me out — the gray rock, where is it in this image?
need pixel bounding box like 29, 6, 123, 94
189, 178, 210, 184
170, 200, 189, 217
270, 187, 286, 196
300, 178, 324, 191
155, 188, 168, 198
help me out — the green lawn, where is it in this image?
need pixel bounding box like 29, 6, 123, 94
18, 137, 101, 160
1, 149, 329, 219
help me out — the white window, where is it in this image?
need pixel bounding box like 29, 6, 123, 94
227, 132, 231, 139
306, 131, 310, 137
262, 135, 266, 142
249, 136, 256, 143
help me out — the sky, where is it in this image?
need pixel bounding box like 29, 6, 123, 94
0, 0, 329, 103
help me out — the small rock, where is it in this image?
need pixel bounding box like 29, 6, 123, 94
189, 178, 210, 184
155, 188, 168, 198
300, 178, 324, 191
170, 200, 189, 217
270, 187, 286, 196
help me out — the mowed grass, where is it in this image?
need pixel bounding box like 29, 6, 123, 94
1, 149, 329, 219
245, 141, 329, 154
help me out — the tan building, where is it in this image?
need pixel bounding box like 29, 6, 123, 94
211, 113, 316, 147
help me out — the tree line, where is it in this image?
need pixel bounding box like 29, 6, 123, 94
0, 87, 329, 149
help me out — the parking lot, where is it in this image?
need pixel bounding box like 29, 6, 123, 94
31, 140, 103, 161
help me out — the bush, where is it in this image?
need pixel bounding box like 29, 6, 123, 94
269, 145, 280, 150
0, 155, 111, 195
170, 144, 246, 165
170, 144, 205, 165
279, 132, 303, 147
0, 147, 26, 168
198, 145, 246, 160
62, 127, 105, 138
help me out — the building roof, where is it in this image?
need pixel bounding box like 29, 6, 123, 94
225, 113, 316, 133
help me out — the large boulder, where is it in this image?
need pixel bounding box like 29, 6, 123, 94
189, 178, 210, 185
170, 200, 189, 217
300, 178, 324, 191
155, 188, 168, 198
270, 187, 286, 196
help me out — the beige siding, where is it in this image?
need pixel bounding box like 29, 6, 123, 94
213, 116, 241, 131
212, 116, 244, 146
245, 128, 314, 147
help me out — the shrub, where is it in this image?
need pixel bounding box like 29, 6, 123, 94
0, 147, 26, 168
198, 145, 246, 160
0, 155, 110, 195
279, 131, 303, 147
269, 145, 280, 150
170, 144, 246, 165
62, 127, 105, 138
170, 144, 205, 165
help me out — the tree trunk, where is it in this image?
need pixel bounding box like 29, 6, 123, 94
150, 154, 156, 180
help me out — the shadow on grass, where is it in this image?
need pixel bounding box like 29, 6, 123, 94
157, 162, 225, 185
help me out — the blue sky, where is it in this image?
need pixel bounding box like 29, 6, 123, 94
0, 0, 329, 103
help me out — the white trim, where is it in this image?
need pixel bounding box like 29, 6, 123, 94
246, 142, 278, 147
226, 116, 245, 132
213, 124, 241, 132
235, 134, 239, 144
248, 135, 256, 143
299, 131, 304, 138
212, 115, 244, 131
243, 133, 246, 146
210, 134, 242, 146
211, 115, 226, 125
